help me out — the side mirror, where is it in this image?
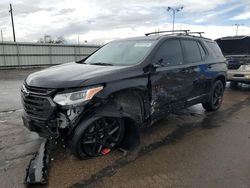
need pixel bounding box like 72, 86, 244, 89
153, 58, 164, 68
153, 63, 162, 68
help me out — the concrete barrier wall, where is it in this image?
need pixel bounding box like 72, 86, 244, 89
0, 42, 100, 67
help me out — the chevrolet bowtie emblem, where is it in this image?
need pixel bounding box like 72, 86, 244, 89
22, 85, 30, 97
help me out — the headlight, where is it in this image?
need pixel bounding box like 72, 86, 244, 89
53, 86, 103, 106
242, 65, 250, 71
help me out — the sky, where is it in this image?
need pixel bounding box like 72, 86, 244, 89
0, 0, 250, 44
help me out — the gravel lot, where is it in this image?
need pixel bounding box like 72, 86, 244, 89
0, 68, 249, 188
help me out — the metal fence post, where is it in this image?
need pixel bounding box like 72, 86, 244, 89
1, 43, 7, 66
74, 46, 77, 62
16, 42, 20, 66
49, 44, 52, 64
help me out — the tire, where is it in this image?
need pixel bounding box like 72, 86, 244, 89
202, 80, 224, 112
70, 116, 125, 159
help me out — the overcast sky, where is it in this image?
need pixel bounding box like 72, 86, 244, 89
1, 0, 250, 44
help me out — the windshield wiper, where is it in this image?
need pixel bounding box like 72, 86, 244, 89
90, 62, 114, 66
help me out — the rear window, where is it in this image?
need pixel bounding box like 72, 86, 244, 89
181, 39, 202, 63
206, 41, 224, 58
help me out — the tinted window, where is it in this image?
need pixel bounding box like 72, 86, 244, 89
206, 41, 224, 58
153, 39, 183, 66
198, 42, 206, 58
181, 40, 202, 63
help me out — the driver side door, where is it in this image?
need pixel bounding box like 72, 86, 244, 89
150, 38, 195, 120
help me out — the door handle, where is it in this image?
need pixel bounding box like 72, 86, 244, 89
207, 64, 213, 69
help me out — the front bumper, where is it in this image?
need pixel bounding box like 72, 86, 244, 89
22, 112, 59, 138
21, 85, 60, 138
227, 70, 250, 82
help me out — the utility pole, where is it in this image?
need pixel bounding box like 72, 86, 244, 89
1, 30, 3, 42
167, 6, 184, 33
233, 24, 243, 36
9, 4, 16, 42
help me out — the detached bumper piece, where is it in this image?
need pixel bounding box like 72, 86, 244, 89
25, 139, 51, 184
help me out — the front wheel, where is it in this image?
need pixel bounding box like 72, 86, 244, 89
202, 80, 224, 112
70, 117, 125, 159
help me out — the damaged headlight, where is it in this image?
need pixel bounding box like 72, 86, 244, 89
53, 86, 103, 106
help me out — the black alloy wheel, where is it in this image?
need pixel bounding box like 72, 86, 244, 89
202, 80, 224, 112
71, 117, 124, 159
212, 82, 224, 108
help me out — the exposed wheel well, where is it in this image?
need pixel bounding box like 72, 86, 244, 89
111, 88, 150, 124
118, 117, 140, 150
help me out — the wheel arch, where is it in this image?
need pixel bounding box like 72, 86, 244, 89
215, 75, 226, 88
69, 87, 147, 152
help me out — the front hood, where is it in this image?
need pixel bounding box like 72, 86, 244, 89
226, 55, 250, 65
25, 62, 132, 88
226, 54, 250, 59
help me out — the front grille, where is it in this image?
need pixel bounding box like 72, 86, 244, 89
227, 56, 250, 70
21, 85, 56, 120
25, 85, 55, 95
227, 61, 241, 70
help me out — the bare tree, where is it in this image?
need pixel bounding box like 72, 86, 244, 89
55, 36, 66, 44
37, 35, 66, 44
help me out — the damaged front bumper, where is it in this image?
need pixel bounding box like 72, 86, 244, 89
22, 113, 59, 138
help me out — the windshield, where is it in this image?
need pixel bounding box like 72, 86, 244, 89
216, 37, 250, 55
85, 40, 155, 66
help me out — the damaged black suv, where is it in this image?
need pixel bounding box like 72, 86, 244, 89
22, 31, 227, 159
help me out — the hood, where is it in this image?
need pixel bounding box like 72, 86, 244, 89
25, 62, 134, 88
226, 55, 250, 64
226, 54, 250, 58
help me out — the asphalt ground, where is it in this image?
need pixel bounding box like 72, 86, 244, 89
0, 68, 249, 188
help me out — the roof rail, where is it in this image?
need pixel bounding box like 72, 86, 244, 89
188, 32, 204, 37
145, 30, 190, 36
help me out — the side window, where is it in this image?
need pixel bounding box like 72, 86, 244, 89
206, 41, 224, 58
153, 39, 183, 66
198, 42, 206, 59
181, 39, 202, 63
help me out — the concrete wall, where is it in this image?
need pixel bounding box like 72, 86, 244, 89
0, 42, 100, 67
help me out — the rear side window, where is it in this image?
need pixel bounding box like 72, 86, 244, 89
206, 41, 224, 58
153, 39, 183, 66
181, 39, 202, 63
198, 42, 206, 59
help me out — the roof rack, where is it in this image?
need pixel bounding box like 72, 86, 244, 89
145, 30, 190, 36
188, 32, 204, 37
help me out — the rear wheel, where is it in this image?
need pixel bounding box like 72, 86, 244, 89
202, 80, 224, 112
71, 117, 125, 159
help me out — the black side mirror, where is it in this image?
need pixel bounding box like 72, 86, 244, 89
153, 58, 164, 68
153, 63, 161, 68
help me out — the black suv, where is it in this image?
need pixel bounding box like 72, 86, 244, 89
22, 31, 227, 159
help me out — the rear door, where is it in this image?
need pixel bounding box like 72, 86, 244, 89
180, 39, 207, 102
150, 38, 195, 119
